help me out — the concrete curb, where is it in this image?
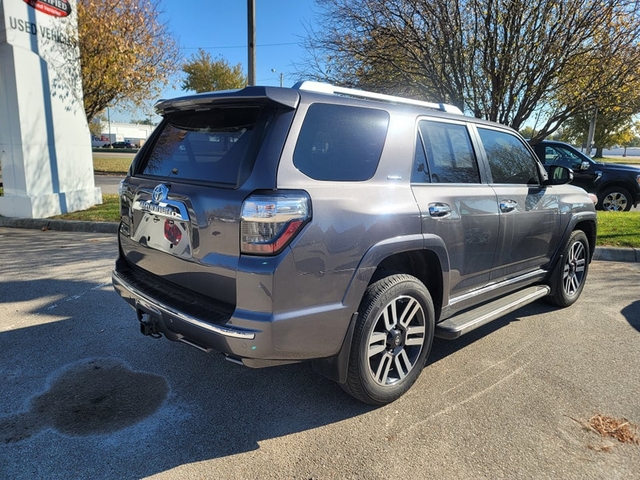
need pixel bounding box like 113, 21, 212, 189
0, 217, 118, 234
0, 216, 637, 262
592, 246, 639, 263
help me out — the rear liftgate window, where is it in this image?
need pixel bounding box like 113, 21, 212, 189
140, 106, 273, 186
293, 103, 390, 181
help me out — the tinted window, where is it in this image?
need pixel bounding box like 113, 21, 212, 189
544, 145, 584, 168
478, 128, 540, 184
414, 120, 479, 183
293, 104, 389, 181
140, 106, 272, 186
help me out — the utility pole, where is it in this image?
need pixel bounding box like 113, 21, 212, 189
585, 106, 598, 156
271, 69, 284, 87
247, 0, 256, 86
107, 106, 112, 146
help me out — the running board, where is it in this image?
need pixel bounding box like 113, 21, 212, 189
435, 285, 551, 340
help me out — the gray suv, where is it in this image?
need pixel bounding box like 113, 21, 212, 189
112, 82, 597, 404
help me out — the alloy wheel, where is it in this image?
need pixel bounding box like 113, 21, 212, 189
366, 295, 426, 386
602, 192, 628, 211
562, 240, 586, 296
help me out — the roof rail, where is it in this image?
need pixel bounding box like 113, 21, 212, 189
293, 81, 463, 115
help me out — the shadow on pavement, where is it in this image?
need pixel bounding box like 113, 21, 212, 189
621, 300, 640, 333
0, 272, 373, 479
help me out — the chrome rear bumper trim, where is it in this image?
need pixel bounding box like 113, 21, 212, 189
112, 270, 256, 340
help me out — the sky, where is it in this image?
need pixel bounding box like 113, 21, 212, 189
114, 0, 318, 121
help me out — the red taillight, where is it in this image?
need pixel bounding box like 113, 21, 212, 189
240, 193, 310, 255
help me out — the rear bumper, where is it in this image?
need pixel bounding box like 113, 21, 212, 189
112, 268, 350, 367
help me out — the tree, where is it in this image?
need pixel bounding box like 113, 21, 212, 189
74, 0, 180, 123
560, 108, 639, 157
558, 66, 640, 157
130, 118, 156, 126
88, 115, 104, 137
181, 49, 247, 93
618, 122, 640, 156
301, 0, 640, 141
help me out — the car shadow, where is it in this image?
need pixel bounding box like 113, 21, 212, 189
621, 300, 640, 333
0, 276, 376, 479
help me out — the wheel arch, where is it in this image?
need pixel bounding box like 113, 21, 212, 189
575, 218, 597, 262
313, 235, 448, 384
341, 234, 449, 315
546, 213, 596, 293
597, 181, 638, 206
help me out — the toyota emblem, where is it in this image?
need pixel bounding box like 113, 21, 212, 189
152, 184, 169, 204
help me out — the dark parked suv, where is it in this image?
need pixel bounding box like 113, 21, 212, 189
113, 82, 597, 404
532, 140, 640, 211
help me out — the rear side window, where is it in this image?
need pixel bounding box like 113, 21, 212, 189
293, 104, 389, 181
478, 128, 541, 184
140, 106, 273, 186
413, 120, 480, 183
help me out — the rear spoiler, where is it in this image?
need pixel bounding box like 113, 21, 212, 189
155, 86, 300, 115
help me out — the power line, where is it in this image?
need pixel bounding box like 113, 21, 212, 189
180, 42, 298, 50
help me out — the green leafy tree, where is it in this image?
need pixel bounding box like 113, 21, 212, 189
73, 0, 180, 123
618, 122, 640, 156
88, 115, 104, 137
181, 49, 247, 93
301, 0, 640, 141
519, 127, 537, 140
560, 95, 640, 157
130, 118, 156, 126
560, 112, 633, 157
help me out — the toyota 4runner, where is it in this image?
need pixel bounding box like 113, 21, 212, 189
112, 82, 597, 405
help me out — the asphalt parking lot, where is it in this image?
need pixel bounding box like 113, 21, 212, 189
0, 227, 639, 479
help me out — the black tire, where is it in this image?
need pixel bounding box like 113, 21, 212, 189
547, 230, 589, 307
599, 186, 632, 211
342, 274, 435, 405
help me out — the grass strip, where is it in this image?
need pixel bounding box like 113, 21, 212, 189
93, 157, 132, 174
596, 211, 640, 248
599, 156, 640, 165
51, 194, 120, 222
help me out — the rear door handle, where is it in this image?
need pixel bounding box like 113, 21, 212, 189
428, 203, 451, 218
499, 199, 518, 213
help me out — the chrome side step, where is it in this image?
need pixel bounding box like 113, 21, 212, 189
435, 285, 550, 340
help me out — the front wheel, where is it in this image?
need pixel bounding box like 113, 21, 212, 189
342, 274, 435, 405
547, 230, 589, 307
599, 186, 632, 211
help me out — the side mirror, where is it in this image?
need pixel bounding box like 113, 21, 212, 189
544, 165, 573, 185
580, 161, 590, 171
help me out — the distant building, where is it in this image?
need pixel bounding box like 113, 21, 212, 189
92, 121, 155, 148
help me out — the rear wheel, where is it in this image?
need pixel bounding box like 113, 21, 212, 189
547, 230, 589, 307
599, 186, 632, 211
342, 274, 435, 405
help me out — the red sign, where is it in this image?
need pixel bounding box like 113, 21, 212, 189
23, 0, 72, 18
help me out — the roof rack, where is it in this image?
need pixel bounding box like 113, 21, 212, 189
293, 81, 463, 115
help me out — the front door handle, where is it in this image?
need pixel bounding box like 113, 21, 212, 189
499, 199, 518, 213
428, 203, 451, 218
